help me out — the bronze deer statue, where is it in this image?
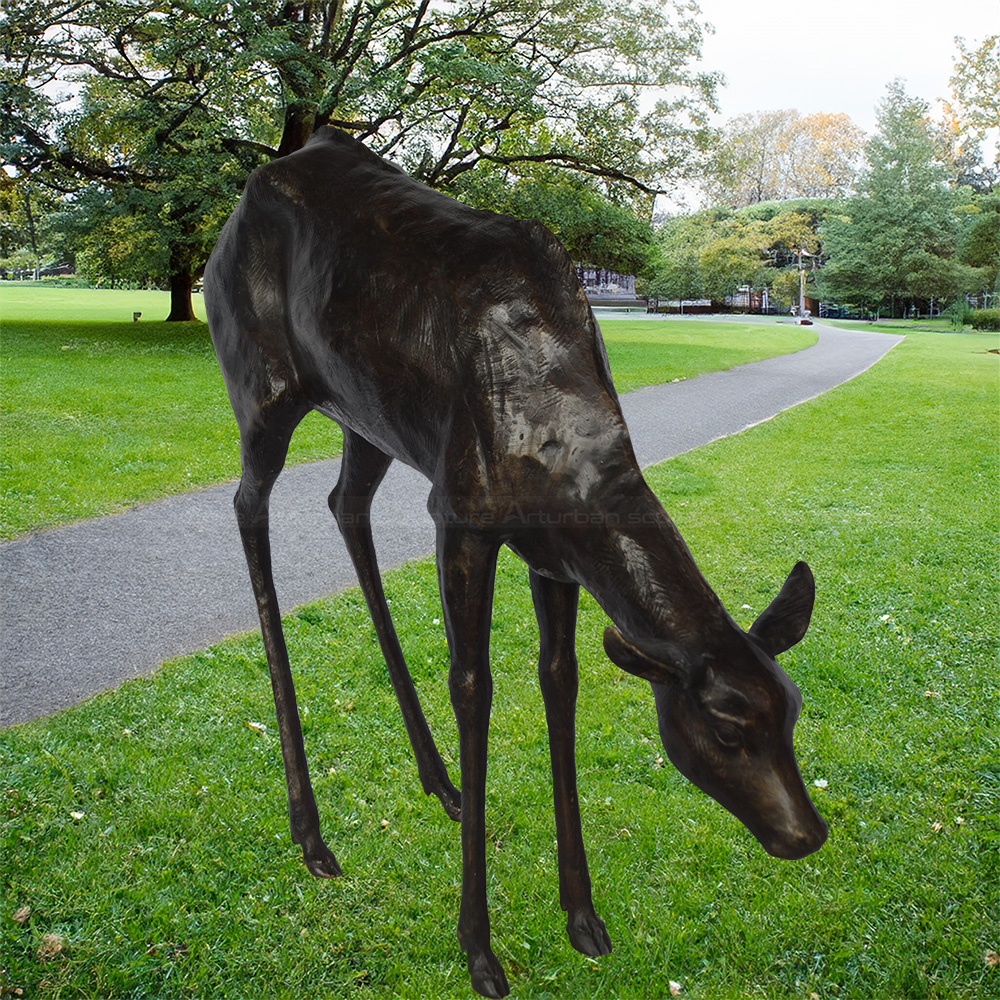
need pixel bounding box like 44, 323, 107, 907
204, 127, 827, 998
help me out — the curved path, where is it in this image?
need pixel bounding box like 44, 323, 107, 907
1, 320, 901, 726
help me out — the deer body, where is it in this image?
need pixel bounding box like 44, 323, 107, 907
205, 127, 826, 999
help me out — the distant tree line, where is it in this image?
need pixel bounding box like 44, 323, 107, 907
2, 6, 996, 323
646, 68, 999, 319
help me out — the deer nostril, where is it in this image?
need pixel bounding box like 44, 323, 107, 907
763, 818, 828, 859
793, 819, 828, 856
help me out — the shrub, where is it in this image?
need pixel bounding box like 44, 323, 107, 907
41, 275, 92, 288
943, 301, 972, 329
969, 308, 1000, 331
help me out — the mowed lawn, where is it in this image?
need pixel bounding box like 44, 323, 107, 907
0, 285, 814, 538
1, 321, 996, 998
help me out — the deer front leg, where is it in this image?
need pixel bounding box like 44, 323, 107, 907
234, 427, 340, 879
438, 524, 509, 1000
529, 570, 612, 957
329, 429, 460, 821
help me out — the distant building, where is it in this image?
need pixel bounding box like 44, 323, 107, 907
575, 265, 638, 303
729, 285, 771, 313
646, 299, 714, 314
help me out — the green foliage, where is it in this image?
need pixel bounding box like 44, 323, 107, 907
736, 198, 835, 222
2, 3, 272, 309
963, 210, 1000, 269
820, 82, 984, 314
75, 211, 169, 289
950, 34, 1000, 157
696, 226, 769, 303
969, 309, 1000, 331
25, 275, 93, 288
453, 168, 653, 274
642, 210, 715, 301
647, 204, 829, 308
943, 300, 973, 329
960, 196, 1000, 294
2, 332, 996, 998
702, 110, 866, 207
0, 173, 62, 277
3, 0, 720, 304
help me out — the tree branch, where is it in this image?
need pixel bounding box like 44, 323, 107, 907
477, 149, 665, 195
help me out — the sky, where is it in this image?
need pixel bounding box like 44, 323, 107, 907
694, 0, 998, 134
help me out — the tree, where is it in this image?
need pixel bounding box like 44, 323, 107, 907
0, 171, 66, 278
3, 1, 720, 317
642, 209, 715, 303
702, 110, 799, 207
1, 173, 39, 277
455, 165, 653, 274
936, 34, 1000, 194
783, 113, 867, 198
931, 102, 998, 194
242, 0, 722, 194
951, 34, 1000, 148
75, 199, 170, 288
643, 202, 828, 310
821, 81, 978, 315
2, 1, 275, 317
960, 195, 1000, 297
702, 109, 864, 207
695, 220, 769, 304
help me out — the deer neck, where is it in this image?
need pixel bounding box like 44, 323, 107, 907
570, 482, 728, 643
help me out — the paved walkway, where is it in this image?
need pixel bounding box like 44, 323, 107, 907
1, 321, 902, 726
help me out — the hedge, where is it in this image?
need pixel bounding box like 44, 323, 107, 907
969, 309, 1000, 331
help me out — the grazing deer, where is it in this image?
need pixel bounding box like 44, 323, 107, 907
204, 127, 827, 999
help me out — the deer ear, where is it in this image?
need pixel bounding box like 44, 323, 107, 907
749, 561, 815, 656
603, 627, 701, 686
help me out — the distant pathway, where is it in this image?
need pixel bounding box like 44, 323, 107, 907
0, 320, 902, 726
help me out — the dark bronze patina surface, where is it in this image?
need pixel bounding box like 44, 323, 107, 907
204, 127, 827, 999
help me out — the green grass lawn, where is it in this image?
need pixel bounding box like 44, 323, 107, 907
825, 317, 972, 335
0, 282, 209, 324
2, 329, 996, 998
0, 286, 814, 538
586, 318, 816, 394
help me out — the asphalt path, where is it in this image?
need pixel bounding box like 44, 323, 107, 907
1, 319, 902, 726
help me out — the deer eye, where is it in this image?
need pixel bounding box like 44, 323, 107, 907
706, 708, 746, 748
713, 721, 743, 748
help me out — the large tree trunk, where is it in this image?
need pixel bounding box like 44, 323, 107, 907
166, 270, 197, 321
277, 102, 317, 158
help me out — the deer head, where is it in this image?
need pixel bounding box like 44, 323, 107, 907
604, 562, 827, 860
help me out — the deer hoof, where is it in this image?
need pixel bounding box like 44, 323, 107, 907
568, 909, 612, 957
303, 844, 342, 879
440, 785, 462, 822
422, 773, 462, 821
467, 947, 510, 999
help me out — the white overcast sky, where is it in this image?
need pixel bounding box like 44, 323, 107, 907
694, 0, 999, 133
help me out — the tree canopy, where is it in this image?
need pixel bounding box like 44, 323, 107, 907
5, 8, 994, 320
643, 201, 827, 310
701, 109, 865, 208
648, 75, 998, 320
2, 0, 720, 317
820, 81, 985, 315
950, 34, 1000, 152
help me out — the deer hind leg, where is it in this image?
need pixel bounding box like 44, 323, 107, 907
438, 524, 509, 999
529, 570, 612, 957
234, 402, 341, 879
328, 429, 460, 821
